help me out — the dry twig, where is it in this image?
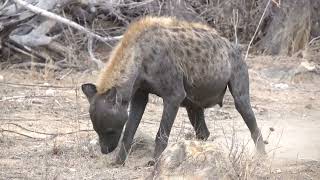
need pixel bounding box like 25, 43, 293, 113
0, 82, 74, 89
245, 0, 272, 60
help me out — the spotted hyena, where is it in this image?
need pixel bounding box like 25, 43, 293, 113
82, 16, 266, 165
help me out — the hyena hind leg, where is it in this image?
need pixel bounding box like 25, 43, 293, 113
228, 64, 266, 154
185, 102, 210, 140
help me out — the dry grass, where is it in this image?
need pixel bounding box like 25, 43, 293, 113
1, 55, 320, 179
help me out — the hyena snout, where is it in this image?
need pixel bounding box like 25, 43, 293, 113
98, 130, 123, 154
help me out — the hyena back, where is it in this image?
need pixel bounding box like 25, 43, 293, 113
81, 16, 266, 165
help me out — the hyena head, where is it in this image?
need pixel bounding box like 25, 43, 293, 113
81, 83, 127, 154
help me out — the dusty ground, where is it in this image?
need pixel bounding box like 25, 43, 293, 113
0, 55, 320, 179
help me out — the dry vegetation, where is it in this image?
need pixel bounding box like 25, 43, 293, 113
1, 56, 320, 179
1, 0, 320, 179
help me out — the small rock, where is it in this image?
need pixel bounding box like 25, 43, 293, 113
184, 132, 194, 140
305, 104, 312, 109
152, 140, 236, 179
90, 138, 98, 145
274, 168, 282, 173
45, 89, 55, 96
91, 70, 99, 76
81, 146, 89, 153
273, 83, 289, 90
0, 75, 3, 82
300, 61, 316, 71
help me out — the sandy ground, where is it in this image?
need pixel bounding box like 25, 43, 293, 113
0, 55, 320, 179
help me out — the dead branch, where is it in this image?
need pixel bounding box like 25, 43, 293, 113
3, 42, 39, 60
4, 123, 58, 136
1, 118, 41, 122
3, 122, 93, 136
309, 36, 320, 45
0, 95, 56, 102
56, 69, 73, 80
0, 129, 44, 139
0, 0, 9, 11
0, 82, 74, 89
87, 35, 104, 68
0, 127, 94, 140
10, 62, 62, 70
12, 0, 122, 43
9, 19, 58, 47
245, 0, 272, 60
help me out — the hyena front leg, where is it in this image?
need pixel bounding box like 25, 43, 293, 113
152, 79, 186, 163
153, 93, 186, 161
185, 103, 210, 140
228, 62, 266, 155
116, 90, 149, 164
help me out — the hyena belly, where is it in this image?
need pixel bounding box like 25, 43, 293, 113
183, 68, 231, 108
137, 27, 232, 108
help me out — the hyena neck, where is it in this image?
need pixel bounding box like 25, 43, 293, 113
114, 72, 139, 108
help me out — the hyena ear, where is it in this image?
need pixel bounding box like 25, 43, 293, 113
81, 83, 97, 101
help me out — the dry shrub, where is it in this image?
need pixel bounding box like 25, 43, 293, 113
1, 0, 320, 70
254, 0, 312, 56
305, 38, 320, 65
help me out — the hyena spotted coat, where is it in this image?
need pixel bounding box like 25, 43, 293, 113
82, 16, 266, 165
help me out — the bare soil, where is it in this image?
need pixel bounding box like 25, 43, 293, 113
0, 56, 320, 179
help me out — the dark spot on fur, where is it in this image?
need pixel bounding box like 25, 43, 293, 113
211, 33, 219, 39
142, 38, 151, 44
212, 44, 217, 53
199, 66, 206, 74
171, 34, 178, 41
190, 66, 194, 73
186, 49, 192, 57
179, 33, 186, 39
170, 28, 179, 32
154, 39, 165, 48
174, 48, 184, 57
194, 28, 207, 33
143, 64, 149, 74
162, 30, 171, 37
218, 39, 227, 48
151, 47, 157, 54
194, 46, 201, 53
154, 39, 161, 45
153, 31, 161, 37
183, 40, 190, 47
201, 58, 207, 63
181, 28, 187, 32
196, 40, 203, 47
229, 51, 236, 60
201, 40, 211, 49
220, 54, 224, 60
163, 49, 169, 57
188, 38, 195, 44
194, 32, 201, 38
